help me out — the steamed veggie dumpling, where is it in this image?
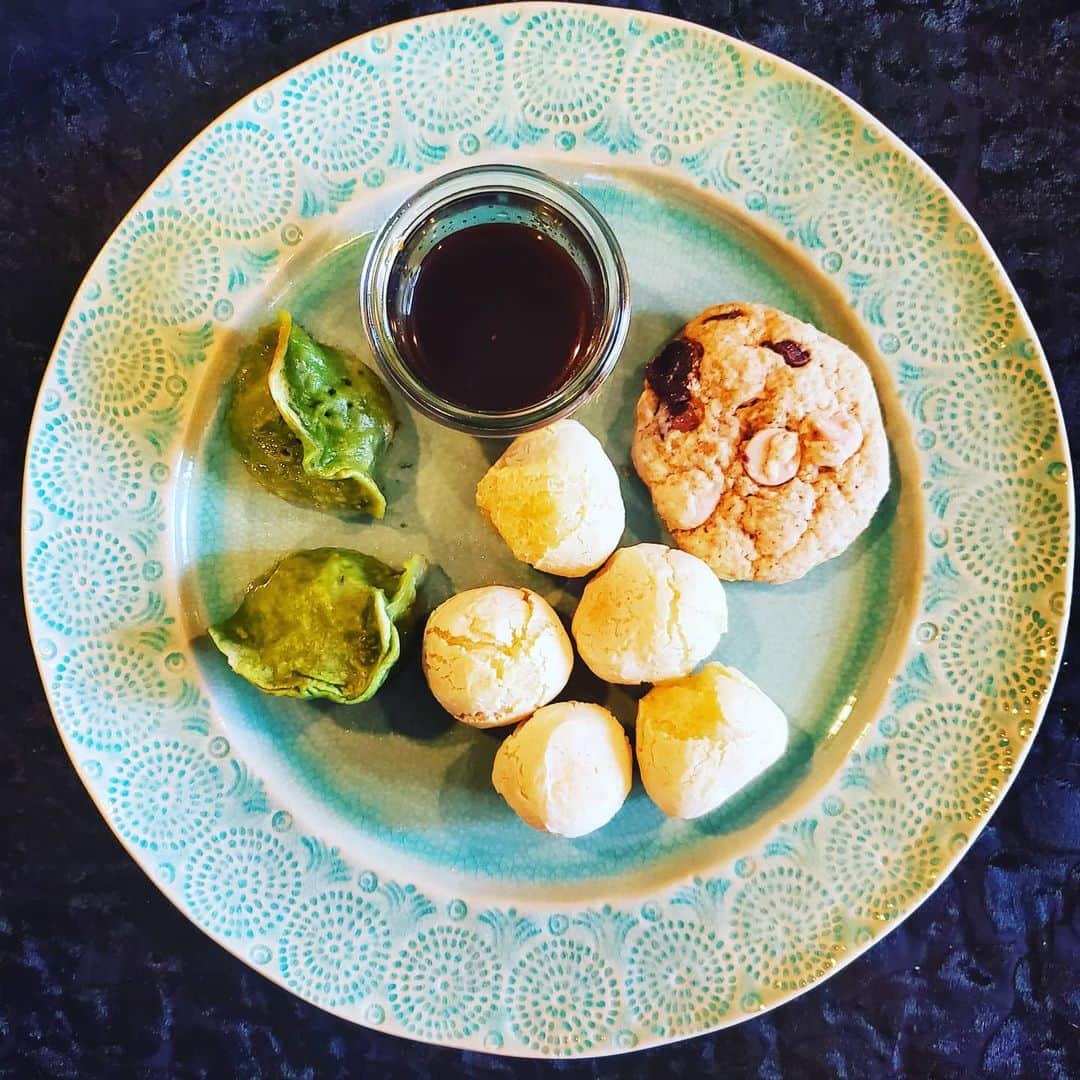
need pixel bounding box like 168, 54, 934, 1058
268, 312, 396, 515
229, 312, 397, 515
229, 322, 329, 506
208, 549, 426, 704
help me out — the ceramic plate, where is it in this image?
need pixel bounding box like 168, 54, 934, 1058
22, 3, 1073, 1057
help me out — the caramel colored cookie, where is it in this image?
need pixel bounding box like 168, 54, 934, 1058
631, 303, 889, 583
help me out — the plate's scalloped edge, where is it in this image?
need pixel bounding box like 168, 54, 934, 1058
20, 2, 1074, 1059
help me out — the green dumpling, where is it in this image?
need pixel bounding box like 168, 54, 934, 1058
208, 549, 426, 704
268, 311, 397, 516
228, 313, 397, 516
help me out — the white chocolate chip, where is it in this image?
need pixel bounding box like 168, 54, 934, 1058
804, 411, 862, 468
743, 428, 800, 486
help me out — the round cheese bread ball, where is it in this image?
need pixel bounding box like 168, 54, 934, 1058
422, 586, 573, 728
571, 543, 727, 685
476, 419, 625, 577
636, 663, 788, 819
492, 702, 632, 837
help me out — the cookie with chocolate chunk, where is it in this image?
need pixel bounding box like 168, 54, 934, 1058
631, 303, 889, 583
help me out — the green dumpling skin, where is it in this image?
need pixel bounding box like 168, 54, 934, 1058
228, 312, 397, 516
269, 310, 397, 516
208, 549, 426, 704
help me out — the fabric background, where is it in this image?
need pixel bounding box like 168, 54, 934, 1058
1, 1, 1076, 1076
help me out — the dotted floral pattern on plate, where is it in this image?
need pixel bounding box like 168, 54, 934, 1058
29, 408, 147, 522
279, 52, 392, 174
183, 827, 303, 941
627, 27, 742, 146
932, 353, 1056, 472
107, 208, 221, 325
279, 890, 391, 1007
894, 250, 1016, 364
891, 702, 1015, 820
822, 149, 949, 268
107, 739, 227, 851
626, 918, 736, 1036
730, 866, 844, 991
394, 18, 505, 134
951, 478, 1067, 594
25, 526, 144, 638
937, 598, 1054, 715
511, 9, 625, 129
54, 308, 170, 418
822, 798, 943, 919
388, 924, 501, 1040
508, 939, 621, 1055
52, 641, 167, 752
731, 80, 853, 198
180, 120, 296, 241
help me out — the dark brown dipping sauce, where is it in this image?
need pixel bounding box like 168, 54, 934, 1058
401, 223, 592, 412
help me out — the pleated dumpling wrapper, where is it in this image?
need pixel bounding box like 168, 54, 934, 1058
208, 549, 426, 704
229, 311, 397, 516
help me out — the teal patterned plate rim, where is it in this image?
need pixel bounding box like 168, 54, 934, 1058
21, 3, 1074, 1057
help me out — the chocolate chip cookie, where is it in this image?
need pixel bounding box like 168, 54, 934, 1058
631, 303, 889, 583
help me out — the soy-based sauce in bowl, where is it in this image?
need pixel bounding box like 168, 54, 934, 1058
402, 223, 592, 413
360, 165, 630, 436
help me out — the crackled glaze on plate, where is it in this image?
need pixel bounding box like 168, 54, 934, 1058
22, 4, 1072, 1057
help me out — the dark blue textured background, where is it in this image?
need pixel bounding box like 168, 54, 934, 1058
2, 2, 1077, 1076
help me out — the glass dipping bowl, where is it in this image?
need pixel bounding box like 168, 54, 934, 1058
359, 164, 631, 437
